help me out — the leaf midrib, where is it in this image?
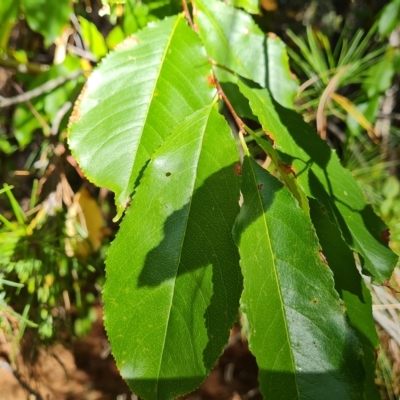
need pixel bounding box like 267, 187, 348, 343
247, 158, 300, 398
251, 88, 393, 280
125, 15, 182, 209
155, 108, 212, 398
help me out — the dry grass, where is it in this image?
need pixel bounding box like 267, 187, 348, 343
370, 267, 400, 399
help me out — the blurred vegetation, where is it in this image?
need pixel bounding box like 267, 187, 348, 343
0, 0, 400, 396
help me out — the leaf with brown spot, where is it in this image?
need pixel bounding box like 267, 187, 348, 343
233, 156, 365, 399
68, 15, 215, 218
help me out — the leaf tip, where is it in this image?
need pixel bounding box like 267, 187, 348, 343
112, 196, 132, 222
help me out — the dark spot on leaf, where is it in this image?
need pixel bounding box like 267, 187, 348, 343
258, 183, 264, 190
312, 298, 318, 304
375, 348, 380, 361
381, 228, 390, 244
234, 162, 242, 176
166, 172, 171, 177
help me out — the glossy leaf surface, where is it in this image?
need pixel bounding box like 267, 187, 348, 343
266, 34, 299, 109
227, 0, 260, 14
104, 105, 242, 400
310, 199, 379, 400
69, 15, 215, 216
194, 0, 297, 108
238, 80, 398, 283
233, 156, 365, 400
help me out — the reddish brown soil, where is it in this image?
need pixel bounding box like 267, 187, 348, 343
0, 312, 261, 400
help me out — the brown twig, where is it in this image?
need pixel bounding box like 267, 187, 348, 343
182, 0, 194, 28
208, 58, 237, 76
0, 70, 82, 108
215, 76, 246, 135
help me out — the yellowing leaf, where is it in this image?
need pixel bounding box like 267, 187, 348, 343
65, 187, 104, 258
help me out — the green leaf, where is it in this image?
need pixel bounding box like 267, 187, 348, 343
21, 0, 71, 47
266, 34, 299, 109
78, 16, 108, 59
123, 2, 155, 35
194, 0, 264, 85
104, 104, 242, 400
0, 0, 19, 50
68, 15, 216, 217
194, 0, 298, 108
309, 199, 379, 400
248, 130, 309, 214
238, 80, 398, 283
383, 176, 400, 199
233, 156, 365, 400
13, 104, 42, 148
0, 133, 17, 155
102, 0, 125, 5
378, 0, 400, 37
362, 53, 395, 99
106, 25, 126, 49
226, 0, 260, 14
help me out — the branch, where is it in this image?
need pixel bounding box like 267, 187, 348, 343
214, 76, 246, 135
0, 70, 82, 108
182, 0, 194, 28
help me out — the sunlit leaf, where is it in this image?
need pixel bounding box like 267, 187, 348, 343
78, 16, 108, 59
104, 104, 242, 400
69, 15, 216, 217
226, 0, 260, 14
233, 156, 365, 399
194, 0, 298, 108
238, 80, 398, 283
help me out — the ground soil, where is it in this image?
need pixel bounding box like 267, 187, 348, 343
0, 308, 261, 400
